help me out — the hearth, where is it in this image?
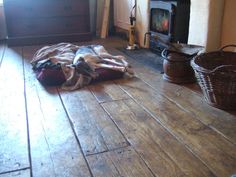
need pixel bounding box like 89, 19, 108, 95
147, 0, 190, 53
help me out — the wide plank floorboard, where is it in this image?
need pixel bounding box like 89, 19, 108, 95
88, 80, 130, 103
133, 58, 236, 144
59, 87, 129, 156
1, 37, 236, 177
116, 77, 236, 177
0, 47, 29, 173
102, 99, 215, 177
87, 147, 155, 177
0, 169, 30, 177
22, 46, 91, 177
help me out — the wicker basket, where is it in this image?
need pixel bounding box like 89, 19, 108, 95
191, 45, 236, 110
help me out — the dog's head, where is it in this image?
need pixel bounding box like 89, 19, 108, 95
73, 57, 98, 78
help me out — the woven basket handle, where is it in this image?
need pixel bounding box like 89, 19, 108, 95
220, 44, 236, 51
211, 64, 236, 73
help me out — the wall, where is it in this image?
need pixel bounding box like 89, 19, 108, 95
188, 0, 225, 51
206, 0, 225, 51
221, 0, 236, 50
187, 0, 210, 48
135, 0, 149, 48
188, 0, 236, 51
0, 5, 6, 40
114, 0, 135, 30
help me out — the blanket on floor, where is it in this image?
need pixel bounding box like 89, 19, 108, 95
31, 43, 134, 90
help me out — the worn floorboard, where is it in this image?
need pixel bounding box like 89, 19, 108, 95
0, 169, 30, 177
87, 147, 155, 177
116, 77, 236, 177
88, 80, 129, 103
111, 47, 236, 144
102, 99, 216, 177
58, 87, 129, 156
0, 47, 29, 173
129, 56, 236, 144
22, 46, 91, 177
1, 37, 236, 177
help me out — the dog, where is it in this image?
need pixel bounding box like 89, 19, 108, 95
73, 45, 133, 74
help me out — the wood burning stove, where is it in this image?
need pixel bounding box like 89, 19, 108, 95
147, 0, 190, 53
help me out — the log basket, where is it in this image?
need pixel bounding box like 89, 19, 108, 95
191, 45, 236, 110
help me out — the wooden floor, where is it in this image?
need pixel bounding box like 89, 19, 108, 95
0, 37, 236, 177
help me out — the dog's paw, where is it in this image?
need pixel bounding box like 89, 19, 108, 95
115, 55, 125, 60
125, 67, 134, 75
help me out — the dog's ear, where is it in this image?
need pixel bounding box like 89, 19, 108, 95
79, 57, 85, 62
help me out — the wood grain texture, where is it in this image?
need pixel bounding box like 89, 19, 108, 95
0, 169, 30, 177
112, 47, 236, 144
22, 46, 91, 177
134, 61, 236, 144
4, 0, 91, 45
59, 87, 128, 156
133, 61, 236, 145
0, 47, 29, 173
89, 80, 129, 103
116, 77, 236, 177
87, 147, 154, 177
1, 37, 236, 177
102, 99, 215, 177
